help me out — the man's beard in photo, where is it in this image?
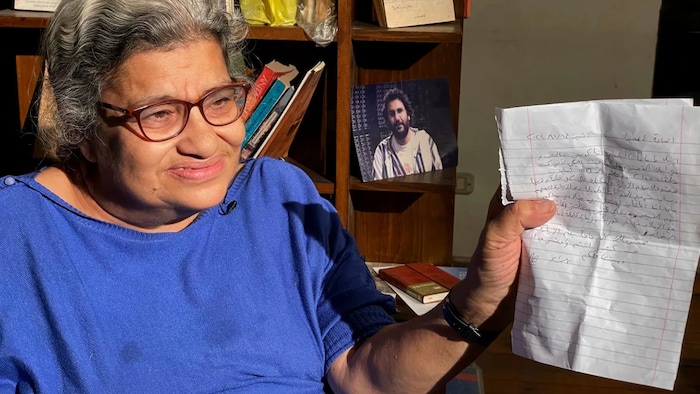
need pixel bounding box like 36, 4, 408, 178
392, 121, 409, 139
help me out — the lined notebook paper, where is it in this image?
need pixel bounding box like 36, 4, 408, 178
497, 99, 700, 390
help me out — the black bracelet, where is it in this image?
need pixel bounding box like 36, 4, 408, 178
442, 291, 501, 347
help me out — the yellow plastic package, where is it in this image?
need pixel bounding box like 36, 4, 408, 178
239, 0, 296, 26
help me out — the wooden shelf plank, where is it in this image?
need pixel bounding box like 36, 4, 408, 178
0, 9, 51, 28
313, 180, 335, 195
284, 157, 335, 195
352, 21, 462, 43
349, 168, 455, 193
247, 25, 318, 42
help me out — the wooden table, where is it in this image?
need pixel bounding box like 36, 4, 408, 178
478, 273, 700, 394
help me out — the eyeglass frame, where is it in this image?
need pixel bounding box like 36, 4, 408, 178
97, 81, 251, 142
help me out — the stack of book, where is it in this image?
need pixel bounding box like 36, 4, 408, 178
378, 263, 460, 304
240, 60, 325, 160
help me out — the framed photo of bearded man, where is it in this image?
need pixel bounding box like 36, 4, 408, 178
351, 77, 458, 182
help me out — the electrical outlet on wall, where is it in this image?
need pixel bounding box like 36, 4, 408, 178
455, 172, 475, 195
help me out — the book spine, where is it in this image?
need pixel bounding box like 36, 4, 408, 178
251, 87, 296, 158
257, 61, 325, 159
241, 65, 278, 121
409, 285, 447, 304
243, 80, 286, 146
242, 112, 279, 160
242, 86, 296, 160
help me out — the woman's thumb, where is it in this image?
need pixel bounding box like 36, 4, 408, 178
488, 200, 556, 243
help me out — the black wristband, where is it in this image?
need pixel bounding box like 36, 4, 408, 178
442, 291, 501, 347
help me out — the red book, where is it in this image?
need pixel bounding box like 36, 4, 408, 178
378, 265, 448, 304
407, 263, 460, 289
241, 60, 298, 122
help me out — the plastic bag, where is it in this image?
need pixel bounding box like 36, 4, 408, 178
240, 0, 296, 26
296, 0, 337, 46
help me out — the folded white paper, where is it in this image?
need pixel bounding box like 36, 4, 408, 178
497, 98, 700, 390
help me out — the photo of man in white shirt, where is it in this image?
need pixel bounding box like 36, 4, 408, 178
372, 88, 443, 180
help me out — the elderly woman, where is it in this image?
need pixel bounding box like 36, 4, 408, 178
0, 0, 555, 392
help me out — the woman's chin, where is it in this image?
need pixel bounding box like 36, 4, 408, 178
179, 186, 230, 212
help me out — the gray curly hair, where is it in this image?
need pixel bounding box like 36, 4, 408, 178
39, 0, 248, 161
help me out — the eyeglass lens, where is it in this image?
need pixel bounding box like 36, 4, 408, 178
138, 85, 246, 140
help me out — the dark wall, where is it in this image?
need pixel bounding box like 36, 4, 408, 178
0, 21, 43, 175
652, 0, 700, 103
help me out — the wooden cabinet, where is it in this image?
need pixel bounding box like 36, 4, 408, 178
0, 0, 463, 265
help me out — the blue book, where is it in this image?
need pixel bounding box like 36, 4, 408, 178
243, 79, 288, 146
241, 86, 296, 160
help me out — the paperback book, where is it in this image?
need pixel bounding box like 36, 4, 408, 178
243, 78, 291, 146
241, 60, 298, 122
241, 86, 296, 160
254, 60, 325, 159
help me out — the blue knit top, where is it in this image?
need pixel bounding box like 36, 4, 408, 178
0, 158, 395, 393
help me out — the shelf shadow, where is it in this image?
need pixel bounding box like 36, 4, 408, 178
353, 41, 437, 70
351, 190, 423, 213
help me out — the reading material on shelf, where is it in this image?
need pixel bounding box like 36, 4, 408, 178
254, 60, 325, 159
243, 78, 292, 146
241, 60, 298, 122
378, 265, 448, 304
372, 0, 456, 28
14, 0, 60, 11
498, 98, 700, 390
351, 77, 458, 182
241, 86, 295, 160
369, 263, 467, 316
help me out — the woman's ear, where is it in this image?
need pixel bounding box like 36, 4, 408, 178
78, 140, 98, 163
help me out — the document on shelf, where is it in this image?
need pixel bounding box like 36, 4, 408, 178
497, 98, 700, 390
377, 0, 455, 28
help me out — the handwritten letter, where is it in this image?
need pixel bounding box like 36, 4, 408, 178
381, 0, 455, 28
497, 99, 700, 390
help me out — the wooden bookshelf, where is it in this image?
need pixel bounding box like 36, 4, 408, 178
247, 25, 314, 41
350, 169, 455, 193
352, 20, 462, 43
0, 0, 464, 265
0, 8, 50, 27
